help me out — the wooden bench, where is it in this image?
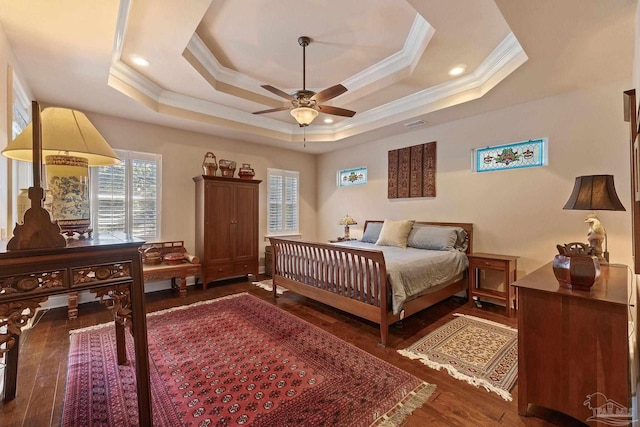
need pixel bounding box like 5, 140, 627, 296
67, 240, 201, 319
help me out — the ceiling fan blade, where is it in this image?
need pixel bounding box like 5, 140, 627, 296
252, 106, 290, 115
312, 84, 348, 103
261, 85, 295, 101
318, 105, 356, 118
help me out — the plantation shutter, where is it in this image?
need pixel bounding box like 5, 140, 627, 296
92, 150, 161, 240
96, 160, 127, 233
131, 158, 159, 238
284, 173, 298, 232
267, 168, 299, 235
268, 174, 283, 233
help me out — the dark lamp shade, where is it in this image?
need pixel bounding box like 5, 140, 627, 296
563, 175, 626, 211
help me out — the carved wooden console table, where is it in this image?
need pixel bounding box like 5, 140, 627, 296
0, 233, 153, 427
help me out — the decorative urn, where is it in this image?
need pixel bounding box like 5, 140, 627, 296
238, 163, 255, 179
219, 159, 237, 177
202, 152, 218, 176
552, 243, 600, 290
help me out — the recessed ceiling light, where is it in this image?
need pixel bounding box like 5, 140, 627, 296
131, 56, 150, 67
324, 118, 334, 124
449, 65, 466, 76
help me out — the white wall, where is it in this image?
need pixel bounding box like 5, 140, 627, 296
0, 24, 12, 239
87, 113, 318, 265
0, 24, 32, 240
317, 80, 633, 276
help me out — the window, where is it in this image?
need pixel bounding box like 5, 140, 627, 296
91, 150, 161, 240
10, 70, 32, 228
267, 168, 299, 236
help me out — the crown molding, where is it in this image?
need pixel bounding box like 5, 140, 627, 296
338, 14, 434, 105
330, 33, 528, 137
107, 1, 526, 145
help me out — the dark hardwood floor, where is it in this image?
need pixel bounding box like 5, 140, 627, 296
0, 276, 584, 426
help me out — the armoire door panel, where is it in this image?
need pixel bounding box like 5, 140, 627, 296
205, 181, 234, 262
234, 184, 258, 259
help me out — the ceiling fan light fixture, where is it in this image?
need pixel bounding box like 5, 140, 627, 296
290, 107, 319, 127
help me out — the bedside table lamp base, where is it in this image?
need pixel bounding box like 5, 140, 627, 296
339, 215, 357, 240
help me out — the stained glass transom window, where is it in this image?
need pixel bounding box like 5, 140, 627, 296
474, 138, 547, 173
338, 167, 367, 187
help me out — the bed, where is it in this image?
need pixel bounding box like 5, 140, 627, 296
269, 220, 473, 346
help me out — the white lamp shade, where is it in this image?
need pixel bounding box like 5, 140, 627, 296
2, 107, 120, 166
339, 215, 357, 225
290, 107, 319, 126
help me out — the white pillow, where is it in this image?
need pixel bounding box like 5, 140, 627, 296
375, 219, 415, 248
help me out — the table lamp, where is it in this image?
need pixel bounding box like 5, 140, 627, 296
339, 215, 357, 239
562, 175, 626, 263
2, 107, 120, 238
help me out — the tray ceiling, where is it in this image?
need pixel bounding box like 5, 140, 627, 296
0, 0, 634, 153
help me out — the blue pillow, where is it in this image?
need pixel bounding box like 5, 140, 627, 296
361, 222, 383, 243
407, 225, 463, 251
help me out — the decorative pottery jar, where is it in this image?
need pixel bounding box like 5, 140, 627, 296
238, 163, 255, 179
219, 159, 237, 177
552, 243, 600, 290
45, 155, 91, 234
202, 152, 218, 176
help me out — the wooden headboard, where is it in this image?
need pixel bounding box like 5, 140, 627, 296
362, 220, 473, 254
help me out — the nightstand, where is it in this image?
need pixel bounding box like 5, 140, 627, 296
467, 253, 519, 317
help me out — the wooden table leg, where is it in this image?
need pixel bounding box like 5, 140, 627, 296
115, 321, 127, 365
3, 334, 19, 401
131, 266, 153, 426
68, 291, 78, 319
178, 275, 187, 297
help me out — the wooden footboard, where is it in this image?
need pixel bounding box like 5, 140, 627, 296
269, 222, 472, 346
269, 238, 393, 344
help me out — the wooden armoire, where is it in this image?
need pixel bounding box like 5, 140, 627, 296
193, 175, 261, 286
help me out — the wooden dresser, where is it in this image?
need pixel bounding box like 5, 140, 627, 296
513, 262, 635, 426
194, 175, 261, 286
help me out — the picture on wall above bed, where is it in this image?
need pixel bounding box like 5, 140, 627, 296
388, 141, 436, 199
473, 138, 548, 173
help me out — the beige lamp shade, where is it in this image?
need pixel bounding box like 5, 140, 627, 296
1, 107, 120, 166
339, 215, 357, 226
290, 107, 319, 127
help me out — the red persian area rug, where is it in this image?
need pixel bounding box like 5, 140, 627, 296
62, 293, 435, 426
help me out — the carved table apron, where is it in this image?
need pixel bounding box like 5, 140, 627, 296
0, 233, 153, 427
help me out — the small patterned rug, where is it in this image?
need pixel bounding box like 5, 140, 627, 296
398, 313, 517, 401
62, 293, 435, 426
252, 278, 288, 294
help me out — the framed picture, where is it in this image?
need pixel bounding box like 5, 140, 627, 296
338, 167, 367, 187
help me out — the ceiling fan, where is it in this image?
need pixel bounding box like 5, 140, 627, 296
253, 36, 356, 127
